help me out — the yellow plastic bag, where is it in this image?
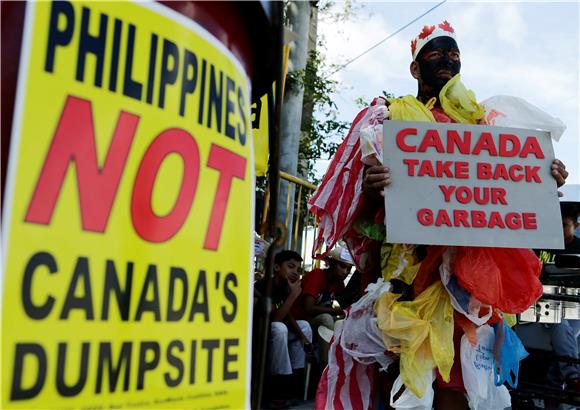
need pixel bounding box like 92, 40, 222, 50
374, 291, 401, 352
387, 74, 484, 125
376, 282, 454, 397
381, 243, 421, 285
502, 312, 517, 328
388, 95, 435, 122
439, 74, 484, 124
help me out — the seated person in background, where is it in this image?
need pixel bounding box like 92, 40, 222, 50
255, 250, 313, 406
535, 202, 580, 392
293, 244, 353, 364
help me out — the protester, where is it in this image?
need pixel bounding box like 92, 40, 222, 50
254, 250, 312, 408
309, 21, 569, 410
292, 244, 353, 366
537, 203, 580, 263
295, 244, 353, 330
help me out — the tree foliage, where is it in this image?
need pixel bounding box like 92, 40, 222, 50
287, 1, 365, 183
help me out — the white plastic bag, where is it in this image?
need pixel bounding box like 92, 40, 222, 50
389, 371, 434, 410
340, 278, 394, 370
461, 325, 511, 410
440, 248, 492, 326
359, 101, 390, 165
316, 319, 377, 410
481, 95, 566, 141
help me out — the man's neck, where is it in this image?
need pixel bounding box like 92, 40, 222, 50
565, 235, 578, 246
417, 92, 440, 107
325, 268, 340, 284
325, 268, 333, 282
417, 84, 443, 107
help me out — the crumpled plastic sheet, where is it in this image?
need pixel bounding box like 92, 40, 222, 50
376, 281, 454, 397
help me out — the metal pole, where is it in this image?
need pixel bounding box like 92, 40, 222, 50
277, 1, 312, 248
293, 185, 303, 250
252, 2, 284, 408
259, 186, 270, 236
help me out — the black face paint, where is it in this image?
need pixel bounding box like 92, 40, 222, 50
416, 37, 461, 91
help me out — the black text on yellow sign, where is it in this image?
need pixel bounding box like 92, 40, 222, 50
45, 1, 248, 146
12, 252, 240, 398
3, 1, 253, 408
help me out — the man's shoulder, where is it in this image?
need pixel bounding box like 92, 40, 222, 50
255, 277, 287, 297
304, 268, 326, 281
308, 267, 325, 275
302, 268, 326, 293
568, 236, 580, 253
255, 277, 268, 292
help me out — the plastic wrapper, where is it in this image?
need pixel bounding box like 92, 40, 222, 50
376, 281, 454, 397
389, 371, 434, 410
452, 247, 542, 314
439, 74, 485, 124
461, 325, 511, 410
308, 105, 370, 268
440, 248, 493, 326
315, 315, 377, 410
340, 279, 395, 370
502, 313, 517, 328
481, 95, 566, 141
381, 243, 421, 285
388, 95, 436, 122
360, 100, 389, 165
493, 320, 528, 388
413, 246, 447, 296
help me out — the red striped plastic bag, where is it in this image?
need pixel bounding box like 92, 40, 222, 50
315, 310, 378, 410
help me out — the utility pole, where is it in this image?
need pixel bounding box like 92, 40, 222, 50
277, 1, 314, 249
294, 3, 318, 253
300, 4, 318, 136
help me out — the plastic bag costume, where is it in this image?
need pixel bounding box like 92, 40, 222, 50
310, 68, 565, 409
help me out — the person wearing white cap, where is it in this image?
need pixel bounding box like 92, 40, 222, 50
292, 244, 354, 365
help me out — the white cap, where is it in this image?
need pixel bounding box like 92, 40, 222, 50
411, 20, 457, 60
326, 244, 354, 265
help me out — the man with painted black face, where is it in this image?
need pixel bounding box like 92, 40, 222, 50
362, 24, 567, 196
365, 22, 568, 410
310, 21, 569, 410
413, 36, 461, 103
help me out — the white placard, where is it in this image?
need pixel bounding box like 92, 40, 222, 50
382, 121, 564, 249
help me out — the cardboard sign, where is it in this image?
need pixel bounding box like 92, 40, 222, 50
382, 121, 563, 249
2, 1, 253, 409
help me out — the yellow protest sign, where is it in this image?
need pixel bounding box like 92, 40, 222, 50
252, 92, 270, 177
251, 46, 290, 177
2, 1, 253, 409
